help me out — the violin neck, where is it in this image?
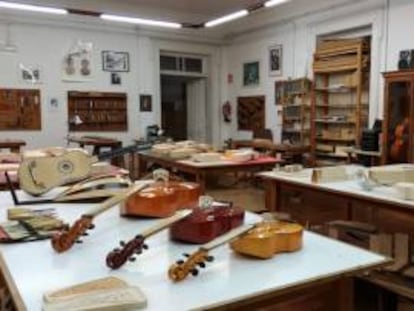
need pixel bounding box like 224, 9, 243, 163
85, 183, 149, 218
141, 209, 192, 238
202, 224, 255, 252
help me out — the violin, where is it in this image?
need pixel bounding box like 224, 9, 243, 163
121, 170, 200, 218
51, 183, 148, 253
229, 221, 303, 259
390, 117, 409, 162
105, 210, 191, 269
168, 224, 254, 282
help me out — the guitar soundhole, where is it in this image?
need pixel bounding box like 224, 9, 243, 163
58, 161, 74, 175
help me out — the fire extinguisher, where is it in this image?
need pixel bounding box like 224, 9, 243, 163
222, 101, 232, 123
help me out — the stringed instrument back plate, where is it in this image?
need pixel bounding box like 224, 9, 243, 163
169, 206, 245, 244
230, 221, 303, 259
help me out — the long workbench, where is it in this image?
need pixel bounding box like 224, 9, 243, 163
259, 166, 414, 233
0, 187, 388, 310
138, 151, 281, 193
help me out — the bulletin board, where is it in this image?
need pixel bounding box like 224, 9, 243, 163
0, 89, 41, 130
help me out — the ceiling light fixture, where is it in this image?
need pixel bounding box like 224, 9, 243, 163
264, 0, 290, 8
0, 1, 67, 14
205, 9, 248, 28
100, 14, 182, 29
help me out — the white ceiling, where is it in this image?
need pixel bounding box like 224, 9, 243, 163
8, 0, 267, 24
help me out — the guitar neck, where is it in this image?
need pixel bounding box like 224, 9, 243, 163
95, 143, 152, 162
140, 210, 192, 238
84, 183, 149, 218
201, 224, 255, 252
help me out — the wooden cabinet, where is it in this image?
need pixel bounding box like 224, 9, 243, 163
312, 38, 370, 165
382, 71, 414, 164
68, 91, 127, 131
278, 78, 311, 147
0, 89, 41, 130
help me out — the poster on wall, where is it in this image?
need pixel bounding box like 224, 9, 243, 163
19, 63, 42, 84
62, 40, 93, 82
243, 61, 260, 86
268, 44, 282, 76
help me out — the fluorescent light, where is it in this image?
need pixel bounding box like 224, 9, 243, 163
0, 1, 67, 14
205, 10, 248, 28
264, 0, 290, 8
101, 14, 182, 29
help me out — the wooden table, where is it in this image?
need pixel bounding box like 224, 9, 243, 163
138, 152, 281, 193
0, 188, 388, 311
230, 140, 310, 163
67, 136, 123, 167
0, 140, 26, 153
259, 165, 414, 233
345, 147, 382, 167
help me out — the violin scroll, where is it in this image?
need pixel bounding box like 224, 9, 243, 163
51, 216, 94, 253
168, 250, 214, 282
106, 235, 147, 269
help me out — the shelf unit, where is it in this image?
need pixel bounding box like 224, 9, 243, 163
277, 78, 312, 147
311, 38, 370, 164
68, 91, 127, 131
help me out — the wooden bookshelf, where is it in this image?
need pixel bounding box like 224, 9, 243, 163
68, 91, 127, 131
277, 78, 311, 147
312, 38, 370, 164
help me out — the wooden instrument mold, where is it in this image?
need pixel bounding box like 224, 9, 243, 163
18, 142, 151, 196
51, 183, 148, 253
230, 221, 303, 259
168, 224, 255, 282
106, 209, 192, 269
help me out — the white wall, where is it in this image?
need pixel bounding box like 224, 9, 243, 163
1, 0, 413, 149
0, 14, 222, 149
222, 0, 399, 142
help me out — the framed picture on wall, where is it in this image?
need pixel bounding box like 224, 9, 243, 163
243, 61, 260, 86
140, 94, 152, 112
102, 51, 130, 72
268, 44, 282, 76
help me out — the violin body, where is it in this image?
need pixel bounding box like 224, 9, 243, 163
170, 205, 244, 244
121, 181, 200, 218
230, 221, 303, 259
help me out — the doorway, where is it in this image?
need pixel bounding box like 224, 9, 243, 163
161, 75, 208, 142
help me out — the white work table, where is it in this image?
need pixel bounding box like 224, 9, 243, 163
259, 166, 414, 211
0, 189, 388, 311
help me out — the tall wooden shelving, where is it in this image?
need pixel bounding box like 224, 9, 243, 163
278, 78, 312, 147
312, 38, 370, 165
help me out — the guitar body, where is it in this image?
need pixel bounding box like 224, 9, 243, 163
18, 150, 93, 196
230, 221, 303, 259
121, 181, 200, 218
169, 206, 245, 244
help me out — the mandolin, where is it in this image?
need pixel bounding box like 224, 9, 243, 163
168, 224, 255, 282
229, 221, 303, 259
106, 209, 192, 269
18, 142, 151, 196
51, 183, 148, 253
